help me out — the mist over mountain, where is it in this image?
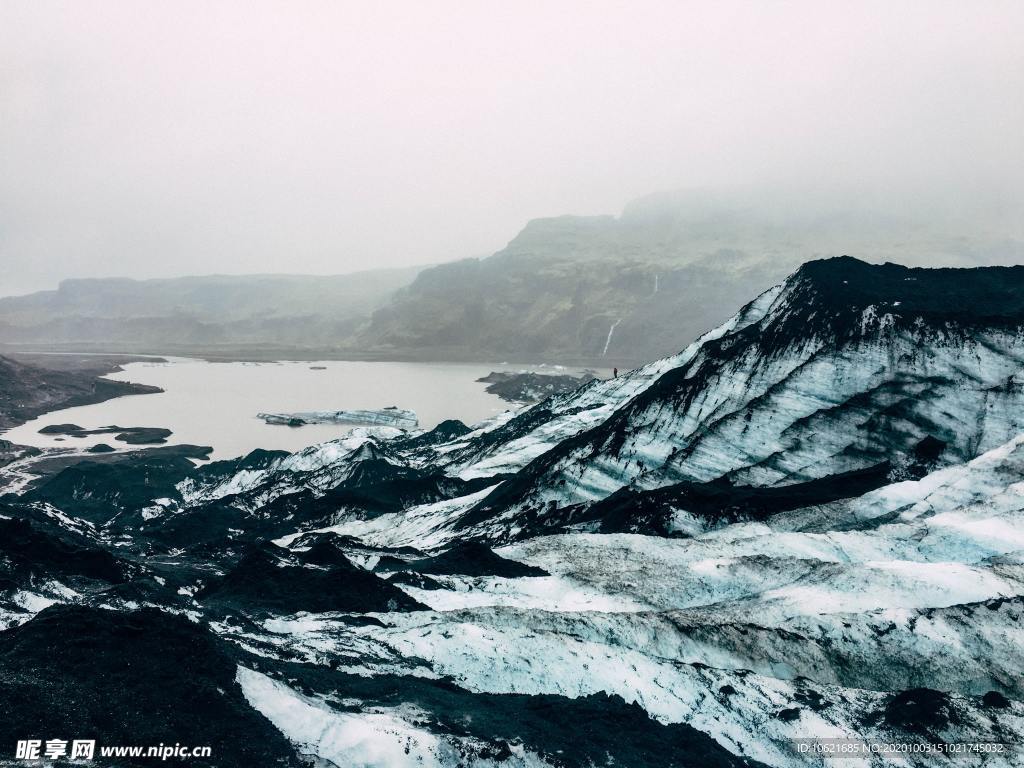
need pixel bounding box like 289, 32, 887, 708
3, 192, 1020, 364
0, 268, 420, 353
360, 191, 1024, 364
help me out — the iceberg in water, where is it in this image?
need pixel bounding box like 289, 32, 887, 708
257, 407, 418, 429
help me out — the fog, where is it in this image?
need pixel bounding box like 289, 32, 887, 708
2, 0, 1022, 296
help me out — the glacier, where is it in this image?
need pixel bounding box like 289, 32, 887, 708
4, 258, 1024, 767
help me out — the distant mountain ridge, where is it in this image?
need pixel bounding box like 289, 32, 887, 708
0, 268, 421, 352
2, 192, 1021, 363
358, 193, 1024, 364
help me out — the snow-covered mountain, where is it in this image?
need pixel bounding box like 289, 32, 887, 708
3, 256, 1024, 767
456, 257, 1024, 538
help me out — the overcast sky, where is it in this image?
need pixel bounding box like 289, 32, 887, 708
1, 1, 1022, 296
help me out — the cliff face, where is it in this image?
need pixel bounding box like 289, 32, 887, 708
357, 210, 802, 364
359, 195, 1024, 365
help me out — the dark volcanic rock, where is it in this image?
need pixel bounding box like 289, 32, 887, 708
455, 691, 767, 767
384, 570, 446, 590
592, 463, 897, 536
38, 423, 85, 434
291, 534, 423, 571
244, 458, 504, 536
22, 448, 210, 523
0, 516, 129, 587
397, 418, 472, 450
399, 541, 548, 577
0, 605, 302, 767
477, 370, 598, 403
0, 438, 40, 468
197, 543, 427, 614
90, 577, 188, 610
114, 427, 173, 445
288, 530, 423, 558
882, 688, 958, 733
38, 423, 172, 445
87, 442, 116, 453
294, 537, 356, 568
195, 448, 292, 479
146, 454, 494, 549
0, 355, 161, 430
982, 690, 1011, 709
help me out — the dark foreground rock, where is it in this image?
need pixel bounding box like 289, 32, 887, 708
0, 516, 130, 589
0, 605, 302, 767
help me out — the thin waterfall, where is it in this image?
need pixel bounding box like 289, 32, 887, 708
602, 318, 622, 356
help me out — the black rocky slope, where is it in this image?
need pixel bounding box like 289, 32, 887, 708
197, 542, 427, 614
0, 354, 161, 430
20, 449, 210, 525
0, 516, 131, 590
0, 605, 302, 767
391, 540, 549, 577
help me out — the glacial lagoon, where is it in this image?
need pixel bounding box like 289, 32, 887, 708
3, 357, 571, 460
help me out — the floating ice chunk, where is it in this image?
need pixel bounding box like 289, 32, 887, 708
258, 408, 418, 429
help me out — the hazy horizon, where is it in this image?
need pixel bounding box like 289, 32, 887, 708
3, 1, 1022, 296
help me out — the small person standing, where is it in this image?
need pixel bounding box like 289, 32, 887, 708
613, 367, 618, 378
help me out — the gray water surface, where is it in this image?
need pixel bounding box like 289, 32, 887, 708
3, 358, 552, 460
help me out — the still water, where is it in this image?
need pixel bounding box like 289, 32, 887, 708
3, 358, 548, 460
